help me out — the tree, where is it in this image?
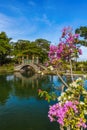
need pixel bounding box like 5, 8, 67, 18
13, 39, 50, 63
0, 32, 12, 65
75, 26, 87, 46
35, 38, 50, 51
14, 40, 30, 51
35, 39, 50, 62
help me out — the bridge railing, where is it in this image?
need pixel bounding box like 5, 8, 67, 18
23, 59, 32, 64
23, 59, 39, 64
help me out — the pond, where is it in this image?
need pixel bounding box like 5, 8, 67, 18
0, 72, 64, 130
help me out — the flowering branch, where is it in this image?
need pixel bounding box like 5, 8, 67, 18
48, 78, 87, 130
48, 27, 82, 82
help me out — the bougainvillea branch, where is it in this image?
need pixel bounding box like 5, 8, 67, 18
38, 27, 87, 130
48, 78, 87, 130
48, 27, 82, 82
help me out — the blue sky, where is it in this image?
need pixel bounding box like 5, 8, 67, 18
0, 0, 87, 60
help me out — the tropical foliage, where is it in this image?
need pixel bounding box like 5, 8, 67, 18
0, 32, 12, 65
0, 31, 50, 65
13, 38, 50, 63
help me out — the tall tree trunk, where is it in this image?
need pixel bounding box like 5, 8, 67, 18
69, 59, 74, 81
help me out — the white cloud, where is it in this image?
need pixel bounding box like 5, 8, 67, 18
10, 6, 23, 15
0, 12, 87, 61
28, 0, 36, 6
0, 13, 13, 28
0, 3, 24, 16
0, 13, 37, 41
42, 14, 52, 26
35, 14, 52, 26
37, 18, 87, 43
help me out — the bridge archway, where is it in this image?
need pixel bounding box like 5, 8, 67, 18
20, 64, 36, 73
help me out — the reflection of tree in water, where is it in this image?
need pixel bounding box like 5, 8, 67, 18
13, 72, 53, 99
0, 73, 64, 104
13, 79, 38, 98
38, 75, 53, 91
0, 75, 12, 105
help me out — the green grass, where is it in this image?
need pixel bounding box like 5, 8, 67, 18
0, 64, 14, 73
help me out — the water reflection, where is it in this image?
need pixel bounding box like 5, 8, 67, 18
13, 72, 59, 99
0, 73, 87, 130
6, 75, 14, 81
0, 73, 61, 130
0, 72, 64, 105
13, 72, 41, 98
84, 80, 87, 89
1, 73, 87, 105
0, 75, 12, 104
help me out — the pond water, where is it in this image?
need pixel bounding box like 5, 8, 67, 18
0, 72, 64, 130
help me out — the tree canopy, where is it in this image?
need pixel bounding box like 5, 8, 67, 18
75, 26, 87, 46
12, 38, 50, 63
0, 32, 12, 65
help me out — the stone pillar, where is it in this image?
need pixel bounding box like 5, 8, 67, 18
22, 56, 24, 64
26, 55, 28, 64
36, 56, 39, 64
32, 55, 34, 64
18, 58, 20, 64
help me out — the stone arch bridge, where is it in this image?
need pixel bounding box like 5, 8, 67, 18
14, 63, 47, 73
